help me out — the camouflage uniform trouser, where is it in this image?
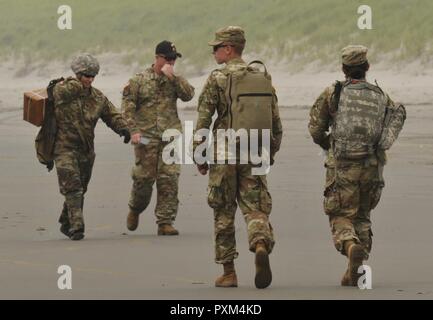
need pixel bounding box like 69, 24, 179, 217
128, 139, 180, 225
207, 164, 275, 264
324, 161, 384, 259
55, 151, 95, 233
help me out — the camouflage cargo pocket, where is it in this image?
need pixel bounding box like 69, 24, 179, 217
323, 178, 341, 215
131, 153, 142, 179
207, 173, 225, 209
259, 176, 272, 214
369, 182, 383, 210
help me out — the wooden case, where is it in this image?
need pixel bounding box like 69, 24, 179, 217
23, 88, 48, 127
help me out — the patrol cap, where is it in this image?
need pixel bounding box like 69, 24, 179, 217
155, 40, 182, 60
208, 26, 246, 46
341, 45, 368, 66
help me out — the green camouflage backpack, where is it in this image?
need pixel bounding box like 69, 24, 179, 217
331, 81, 388, 160
35, 77, 64, 171
225, 60, 274, 134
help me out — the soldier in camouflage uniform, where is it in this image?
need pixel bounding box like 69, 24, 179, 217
54, 53, 130, 240
194, 27, 283, 289
308, 45, 405, 286
122, 41, 194, 235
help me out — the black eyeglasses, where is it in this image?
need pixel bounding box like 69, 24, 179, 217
82, 73, 95, 78
213, 44, 232, 53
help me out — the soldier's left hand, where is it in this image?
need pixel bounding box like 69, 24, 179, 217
46, 161, 54, 172
120, 129, 131, 144
161, 64, 175, 80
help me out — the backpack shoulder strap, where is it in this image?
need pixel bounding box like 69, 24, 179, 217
47, 77, 64, 101
330, 80, 343, 113
44, 77, 64, 124
374, 79, 385, 94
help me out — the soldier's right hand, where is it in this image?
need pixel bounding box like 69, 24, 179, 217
320, 134, 331, 151
197, 163, 209, 175
131, 133, 141, 145
161, 64, 175, 80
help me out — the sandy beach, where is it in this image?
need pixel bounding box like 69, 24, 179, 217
0, 63, 432, 299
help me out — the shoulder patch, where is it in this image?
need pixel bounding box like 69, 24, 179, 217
212, 70, 228, 89
133, 71, 149, 82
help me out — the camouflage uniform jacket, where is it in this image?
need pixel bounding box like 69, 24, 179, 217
194, 58, 283, 157
53, 77, 127, 154
121, 67, 195, 138
308, 79, 395, 167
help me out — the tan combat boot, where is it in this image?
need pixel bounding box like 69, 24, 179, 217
255, 240, 272, 289
341, 240, 365, 286
215, 261, 238, 288
127, 211, 139, 231
341, 268, 351, 286
157, 224, 179, 236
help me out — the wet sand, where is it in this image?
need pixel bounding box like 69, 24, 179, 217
0, 68, 432, 299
